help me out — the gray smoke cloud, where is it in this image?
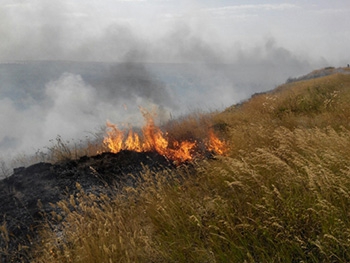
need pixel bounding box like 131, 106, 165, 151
94, 63, 176, 108
0, 1, 337, 167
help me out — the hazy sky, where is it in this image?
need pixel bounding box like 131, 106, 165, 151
0, 0, 349, 64
0, 0, 349, 165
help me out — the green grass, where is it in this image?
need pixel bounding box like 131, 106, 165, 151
11, 69, 350, 262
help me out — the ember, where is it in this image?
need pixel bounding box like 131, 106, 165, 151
104, 110, 227, 163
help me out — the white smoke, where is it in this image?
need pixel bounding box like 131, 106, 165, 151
0, 0, 347, 171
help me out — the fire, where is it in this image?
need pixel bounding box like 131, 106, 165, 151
207, 129, 227, 155
103, 110, 227, 163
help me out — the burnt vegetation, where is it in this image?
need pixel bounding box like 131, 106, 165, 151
2, 67, 350, 262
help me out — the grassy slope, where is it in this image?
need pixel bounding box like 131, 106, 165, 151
32, 69, 350, 262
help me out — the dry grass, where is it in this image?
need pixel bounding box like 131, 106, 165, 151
162, 110, 219, 142
13, 71, 350, 262
44, 133, 106, 163
0, 131, 106, 179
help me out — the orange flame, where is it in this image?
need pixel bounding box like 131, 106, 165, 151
207, 129, 228, 155
104, 111, 227, 163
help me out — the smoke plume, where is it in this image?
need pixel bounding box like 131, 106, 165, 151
0, 1, 339, 164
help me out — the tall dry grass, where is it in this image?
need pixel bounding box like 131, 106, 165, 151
0, 131, 106, 179
25, 71, 350, 262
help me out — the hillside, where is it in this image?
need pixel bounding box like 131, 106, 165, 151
1, 68, 350, 262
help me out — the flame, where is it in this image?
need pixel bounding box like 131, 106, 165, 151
207, 129, 228, 155
103, 111, 228, 163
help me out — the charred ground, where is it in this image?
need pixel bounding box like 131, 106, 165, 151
0, 150, 173, 262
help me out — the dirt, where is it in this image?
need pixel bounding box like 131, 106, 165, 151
0, 150, 173, 262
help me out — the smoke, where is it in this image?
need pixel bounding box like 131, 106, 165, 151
0, 68, 173, 156
0, 1, 341, 164
94, 63, 176, 108
0, 1, 334, 64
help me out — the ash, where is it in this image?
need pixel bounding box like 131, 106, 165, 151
0, 150, 173, 262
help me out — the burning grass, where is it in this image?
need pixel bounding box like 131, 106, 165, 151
8, 70, 350, 262
103, 108, 228, 163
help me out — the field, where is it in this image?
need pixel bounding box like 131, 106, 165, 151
5, 68, 350, 262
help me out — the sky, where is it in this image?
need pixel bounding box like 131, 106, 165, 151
0, 0, 350, 166
0, 0, 349, 64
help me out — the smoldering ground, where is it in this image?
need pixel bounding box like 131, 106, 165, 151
0, 1, 334, 165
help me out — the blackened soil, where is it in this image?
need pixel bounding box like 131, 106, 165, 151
0, 150, 172, 262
